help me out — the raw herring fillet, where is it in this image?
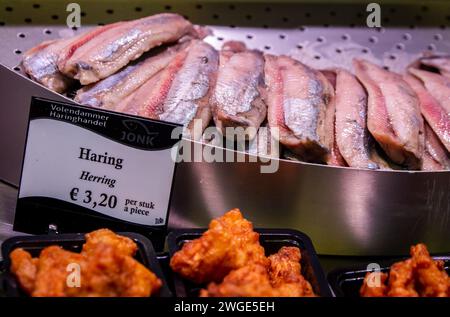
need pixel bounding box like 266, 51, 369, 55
353, 59, 424, 169
158, 41, 218, 140
423, 123, 450, 171
264, 54, 334, 163
58, 13, 197, 84
419, 55, 450, 79
74, 44, 183, 109
119, 40, 218, 140
320, 70, 347, 167
210, 41, 267, 141
22, 39, 75, 93
404, 72, 450, 152
334, 69, 379, 169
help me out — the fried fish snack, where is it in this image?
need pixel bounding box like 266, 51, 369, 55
360, 243, 449, 297
170, 209, 268, 283
10, 229, 161, 297
201, 247, 315, 297
82, 228, 137, 257
268, 246, 315, 297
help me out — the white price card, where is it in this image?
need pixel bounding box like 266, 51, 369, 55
14, 97, 181, 234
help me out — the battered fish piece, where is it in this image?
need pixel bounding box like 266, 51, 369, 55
268, 246, 315, 297
32, 246, 84, 297
82, 228, 137, 257
360, 243, 449, 297
9, 248, 39, 294
387, 259, 418, 297
201, 247, 315, 297
170, 209, 268, 284
10, 230, 161, 297
200, 264, 278, 297
411, 244, 449, 297
360, 272, 388, 297
69, 243, 161, 297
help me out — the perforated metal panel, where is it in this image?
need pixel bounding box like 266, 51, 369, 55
0, 1, 449, 74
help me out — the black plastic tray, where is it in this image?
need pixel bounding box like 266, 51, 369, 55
167, 228, 332, 297
0, 232, 173, 297
328, 255, 450, 297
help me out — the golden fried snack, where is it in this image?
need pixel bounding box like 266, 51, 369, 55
200, 264, 278, 297
9, 248, 39, 294
268, 246, 315, 297
387, 259, 418, 297
67, 243, 161, 297
170, 209, 268, 283
201, 247, 315, 297
82, 228, 137, 257
33, 246, 84, 297
411, 243, 449, 297
360, 272, 388, 297
360, 243, 449, 297
10, 230, 161, 297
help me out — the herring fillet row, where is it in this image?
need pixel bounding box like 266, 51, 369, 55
422, 123, 450, 171
334, 68, 379, 169
20, 11, 448, 170
321, 70, 347, 167
58, 13, 197, 85
159, 40, 219, 140
210, 41, 267, 141
22, 39, 75, 93
353, 59, 424, 169
22, 23, 123, 93
116, 40, 218, 140
404, 72, 450, 152
264, 54, 333, 163
74, 43, 184, 109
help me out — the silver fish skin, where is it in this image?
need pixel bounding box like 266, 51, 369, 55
159, 40, 219, 140
423, 123, 450, 171
264, 54, 334, 163
22, 39, 74, 93
334, 68, 379, 169
408, 68, 450, 114
58, 13, 198, 85
320, 70, 346, 167
75, 44, 183, 109
116, 49, 189, 117
211, 41, 267, 141
354, 59, 424, 169
404, 71, 450, 152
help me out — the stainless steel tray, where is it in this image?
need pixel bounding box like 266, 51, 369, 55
0, 0, 449, 255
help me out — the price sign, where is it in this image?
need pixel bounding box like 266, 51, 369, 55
14, 97, 181, 237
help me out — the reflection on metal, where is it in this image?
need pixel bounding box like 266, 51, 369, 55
170, 142, 450, 255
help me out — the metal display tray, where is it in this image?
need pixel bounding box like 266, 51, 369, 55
0, 1, 449, 256
167, 228, 332, 297
328, 255, 450, 297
